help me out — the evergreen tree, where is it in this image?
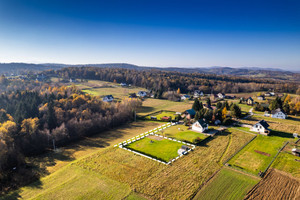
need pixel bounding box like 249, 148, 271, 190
47, 100, 57, 131
192, 98, 201, 111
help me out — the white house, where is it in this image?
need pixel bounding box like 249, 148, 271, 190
192, 119, 208, 133
271, 108, 287, 119
217, 93, 225, 99
181, 95, 190, 101
137, 91, 147, 97
194, 90, 204, 98
257, 96, 265, 100
102, 95, 114, 102
250, 120, 270, 135
69, 78, 77, 83
120, 83, 127, 86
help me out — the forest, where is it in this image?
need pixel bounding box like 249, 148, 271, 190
44, 67, 300, 95
0, 78, 141, 193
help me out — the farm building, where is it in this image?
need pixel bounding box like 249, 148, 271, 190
257, 95, 265, 100
178, 145, 189, 155
183, 109, 196, 119
192, 119, 208, 133
291, 148, 300, 157
102, 95, 114, 102
250, 120, 271, 135
271, 108, 287, 119
137, 91, 147, 97
194, 90, 204, 97
181, 94, 190, 101
247, 97, 254, 105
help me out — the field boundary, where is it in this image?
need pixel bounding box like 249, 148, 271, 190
223, 134, 257, 165
114, 122, 196, 165
261, 141, 289, 177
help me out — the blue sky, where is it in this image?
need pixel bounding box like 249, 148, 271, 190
0, 0, 299, 70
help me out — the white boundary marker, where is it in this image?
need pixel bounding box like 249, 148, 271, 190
115, 122, 196, 165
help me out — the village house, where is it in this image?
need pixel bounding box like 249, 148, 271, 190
137, 91, 147, 97
257, 95, 265, 100
120, 83, 127, 86
192, 119, 208, 133
194, 90, 204, 98
217, 93, 225, 99
247, 97, 254, 105
292, 148, 300, 157
250, 120, 271, 135
181, 94, 190, 101
102, 95, 114, 102
271, 108, 287, 119
69, 78, 77, 83
183, 109, 196, 119
264, 92, 271, 97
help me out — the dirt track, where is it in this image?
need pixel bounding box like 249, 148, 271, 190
244, 169, 300, 200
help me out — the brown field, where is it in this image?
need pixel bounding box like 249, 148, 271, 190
244, 169, 300, 200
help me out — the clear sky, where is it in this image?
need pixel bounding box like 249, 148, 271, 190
0, 0, 299, 70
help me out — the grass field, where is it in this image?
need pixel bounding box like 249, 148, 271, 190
5, 123, 266, 199
138, 98, 193, 116
163, 125, 209, 144
271, 142, 300, 178
194, 168, 259, 200
126, 137, 183, 162
145, 111, 177, 120
228, 134, 293, 175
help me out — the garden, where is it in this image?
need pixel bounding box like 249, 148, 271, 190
144, 110, 179, 121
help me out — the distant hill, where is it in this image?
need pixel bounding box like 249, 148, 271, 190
0, 62, 299, 81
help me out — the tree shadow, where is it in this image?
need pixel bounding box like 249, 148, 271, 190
270, 130, 294, 138
137, 106, 155, 113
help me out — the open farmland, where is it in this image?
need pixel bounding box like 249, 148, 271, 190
228, 134, 293, 175
193, 168, 259, 200
244, 169, 300, 200
271, 142, 300, 178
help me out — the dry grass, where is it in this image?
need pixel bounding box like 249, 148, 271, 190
244, 169, 300, 200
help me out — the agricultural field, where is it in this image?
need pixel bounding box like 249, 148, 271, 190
126, 137, 183, 162
271, 142, 300, 178
163, 124, 209, 144
194, 168, 259, 200
138, 98, 192, 116
244, 169, 300, 200
144, 110, 178, 121
228, 134, 294, 175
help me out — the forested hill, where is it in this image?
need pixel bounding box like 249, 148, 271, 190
0, 63, 299, 81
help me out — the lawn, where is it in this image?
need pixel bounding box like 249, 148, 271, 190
194, 168, 259, 200
126, 137, 183, 162
145, 111, 177, 121
163, 125, 209, 144
271, 143, 300, 178
228, 134, 293, 175
137, 98, 192, 116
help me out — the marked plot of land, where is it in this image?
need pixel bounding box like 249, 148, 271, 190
126, 137, 184, 162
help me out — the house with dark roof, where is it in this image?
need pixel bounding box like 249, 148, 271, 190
271, 108, 287, 119
192, 119, 208, 133
292, 148, 300, 157
183, 109, 196, 119
194, 90, 204, 98
181, 94, 190, 101
137, 91, 147, 97
250, 120, 271, 135
247, 97, 254, 105
102, 95, 114, 102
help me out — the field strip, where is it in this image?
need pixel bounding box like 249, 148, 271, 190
224, 166, 261, 180
219, 134, 232, 165
232, 127, 257, 135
